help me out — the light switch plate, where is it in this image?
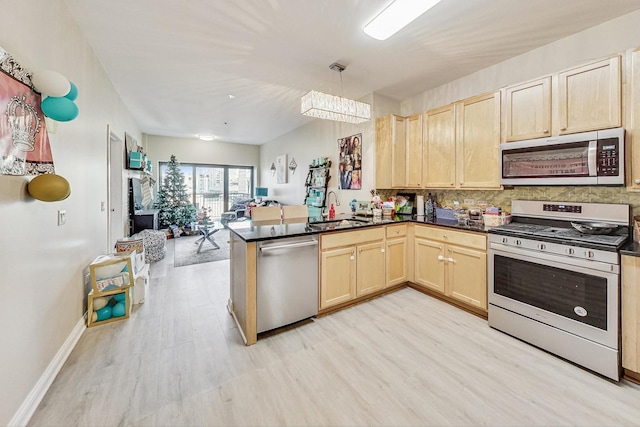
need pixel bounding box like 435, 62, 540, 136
58, 210, 66, 226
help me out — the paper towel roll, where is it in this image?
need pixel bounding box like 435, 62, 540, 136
416, 195, 425, 216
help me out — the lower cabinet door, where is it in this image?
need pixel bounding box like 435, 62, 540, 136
320, 246, 356, 309
447, 245, 487, 309
414, 238, 445, 293
356, 241, 386, 296
386, 238, 407, 287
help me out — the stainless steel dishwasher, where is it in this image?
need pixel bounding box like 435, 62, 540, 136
256, 235, 318, 333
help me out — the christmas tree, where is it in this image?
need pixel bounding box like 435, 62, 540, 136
154, 155, 197, 228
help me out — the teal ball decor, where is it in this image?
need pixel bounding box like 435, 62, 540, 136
96, 306, 112, 321
41, 96, 79, 122
112, 301, 126, 318
113, 292, 126, 302
64, 82, 78, 101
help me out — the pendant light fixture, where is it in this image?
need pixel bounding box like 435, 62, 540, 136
301, 62, 371, 124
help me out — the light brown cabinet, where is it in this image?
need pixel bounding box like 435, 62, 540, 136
423, 105, 456, 188
385, 224, 408, 287
504, 56, 620, 142
456, 91, 501, 189
405, 114, 423, 188
621, 255, 640, 376
557, 56, 621, 135
375, 114, 406, 189
422, 92, 501, 189
413, 225, 487, 310
504, 77, 552, 141
320, 227, 386, 310
629, 48, 640, 190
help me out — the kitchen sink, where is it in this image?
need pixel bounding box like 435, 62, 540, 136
307, 219, 370, 231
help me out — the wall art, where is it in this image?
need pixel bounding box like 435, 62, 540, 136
276, 154, 287, 184
0, 46, 54, 175
338, 133, 362, 190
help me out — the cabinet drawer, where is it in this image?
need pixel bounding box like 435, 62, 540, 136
414, 225, 486, 250
386, 224, 407, 238
321, 227, 385, 250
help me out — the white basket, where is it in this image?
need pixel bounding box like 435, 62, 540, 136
483, 214, 512, 227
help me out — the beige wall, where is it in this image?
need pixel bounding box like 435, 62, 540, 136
144, 134, 260, 173
0, 1, 141, 425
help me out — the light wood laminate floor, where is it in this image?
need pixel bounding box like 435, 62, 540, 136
29, 239, 640, 426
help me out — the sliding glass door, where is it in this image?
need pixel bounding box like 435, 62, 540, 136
159, 162, 253, 218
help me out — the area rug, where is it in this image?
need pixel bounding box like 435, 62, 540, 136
174, 229, 230, 267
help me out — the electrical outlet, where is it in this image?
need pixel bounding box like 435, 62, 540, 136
58, 210, 66, 226
101, 201, 106, 212
463, 198, 475, 206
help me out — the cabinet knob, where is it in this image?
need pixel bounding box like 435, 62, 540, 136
448, 257, 455, 263
560, 127, 567, 131
635, 179, 640, 185
543, 129, 549, 133
438, 255, 445, 261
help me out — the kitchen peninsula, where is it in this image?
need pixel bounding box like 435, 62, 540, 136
227, 215, 489, 345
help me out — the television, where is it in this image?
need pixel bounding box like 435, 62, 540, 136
130, 177, 152, 212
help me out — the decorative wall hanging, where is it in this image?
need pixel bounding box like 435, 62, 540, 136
338, 133, 362, 190
276, 154, 287, 184
288, 157, 297, 175
0, 46, 55, 175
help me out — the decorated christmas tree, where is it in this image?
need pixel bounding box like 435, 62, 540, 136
154, 155, 196, 228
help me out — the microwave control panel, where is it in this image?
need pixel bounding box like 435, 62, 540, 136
597, 138, 620, 176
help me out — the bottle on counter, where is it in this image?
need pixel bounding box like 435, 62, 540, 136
329, 203, 335, 219
426, 193, 434, 222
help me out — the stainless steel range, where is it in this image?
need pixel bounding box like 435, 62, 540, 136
488, 200, 630, 381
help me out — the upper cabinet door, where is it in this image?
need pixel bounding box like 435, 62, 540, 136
505, 77, 551, 141
456, 91, 501, 189
375, 115, 393, 189
423, 105, 456, 188
391, 115, 407, 188
405, 114, 422, 188
557, 56, 621, 135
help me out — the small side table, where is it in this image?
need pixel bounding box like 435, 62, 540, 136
195, 222, 220, 253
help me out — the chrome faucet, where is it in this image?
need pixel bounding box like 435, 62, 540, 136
323, 191, 340, 216
327, 190, 340, 207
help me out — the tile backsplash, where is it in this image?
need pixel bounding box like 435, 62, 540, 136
380, 187, 640, 218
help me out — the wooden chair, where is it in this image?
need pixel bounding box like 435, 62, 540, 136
282, 205, 309, 219
251, 206, 282, 221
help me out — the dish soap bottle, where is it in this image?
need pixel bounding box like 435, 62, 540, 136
329, 203, 335, 219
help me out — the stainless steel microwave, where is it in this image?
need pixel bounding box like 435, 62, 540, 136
500, 127, 624, 186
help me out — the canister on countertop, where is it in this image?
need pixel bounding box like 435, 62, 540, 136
416, 195, 425, 216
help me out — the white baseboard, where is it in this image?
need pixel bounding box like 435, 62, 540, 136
9, 316, 86, 427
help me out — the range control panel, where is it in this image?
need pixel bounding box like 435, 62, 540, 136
543, 204, 582, 213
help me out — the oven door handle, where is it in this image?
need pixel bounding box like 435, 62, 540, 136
588, 140, 597, 176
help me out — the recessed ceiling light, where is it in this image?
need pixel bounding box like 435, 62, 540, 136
228, 94, 236, 99
198, 134, 215, 141
364, 0, 442, 41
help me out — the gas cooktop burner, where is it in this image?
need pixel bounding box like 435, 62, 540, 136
491, 222, 628, 248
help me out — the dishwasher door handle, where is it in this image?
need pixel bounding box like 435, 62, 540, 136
260, 240, 318, 252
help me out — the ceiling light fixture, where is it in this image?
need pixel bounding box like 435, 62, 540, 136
301, 62, 371, 124
198, 134, 215, 141
364, 0, 442, 40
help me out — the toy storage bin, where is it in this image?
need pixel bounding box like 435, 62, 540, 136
87, 286, 132, 327
89, 252, 135, 293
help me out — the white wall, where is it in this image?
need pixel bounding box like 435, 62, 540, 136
260, 93, 400, 214
0, 1, 141, 425
402, 10, 640, 115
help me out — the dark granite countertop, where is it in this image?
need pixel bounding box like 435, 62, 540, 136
620, 241, 640, 257
227, 213, 490, 243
